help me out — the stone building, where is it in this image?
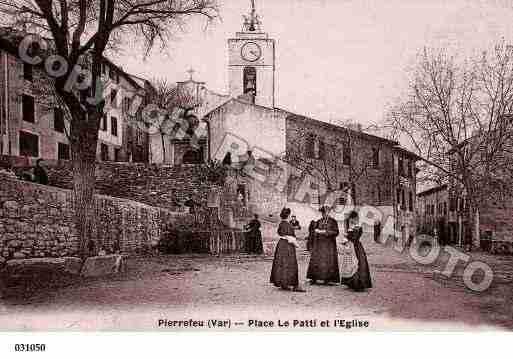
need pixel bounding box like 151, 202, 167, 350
417, 185, 458, 245
444, 127, 513, 254
0, 28, 150, 164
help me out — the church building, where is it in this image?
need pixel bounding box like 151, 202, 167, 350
152, 1, 419, 240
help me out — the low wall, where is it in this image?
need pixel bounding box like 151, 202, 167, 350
44, 161, 215, 210
0, 176, 184, 262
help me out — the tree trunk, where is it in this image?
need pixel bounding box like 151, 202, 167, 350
161, 133, 166, 163
71, 110, 100, 259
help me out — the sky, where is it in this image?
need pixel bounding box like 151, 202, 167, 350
115, 0, 513, 127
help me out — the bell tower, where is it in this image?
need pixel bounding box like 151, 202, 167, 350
228, 0, 275, 108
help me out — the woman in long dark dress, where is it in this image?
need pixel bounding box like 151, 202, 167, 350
270, 208, 306, 292
341, 210, 372, 291
244, 214, 263, 254
307, 206, 340, 285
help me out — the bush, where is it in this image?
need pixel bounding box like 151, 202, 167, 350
197, 160, 227, 185
158, 215, 210, 254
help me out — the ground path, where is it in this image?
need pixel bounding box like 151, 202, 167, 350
1, 237, 512, 331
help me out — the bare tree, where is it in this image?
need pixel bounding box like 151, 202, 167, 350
143, 77, 204, 163
285, 119, 383, 206
386, 42, 513, 247
0, 0, 218, 257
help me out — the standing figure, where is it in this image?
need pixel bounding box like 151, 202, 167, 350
270, 208, 306, 292
306, 220, 317, 252
244, 214, 264, 254
307, 206, 340, 285
341, 210, 372, 291
222, 151, 232, 167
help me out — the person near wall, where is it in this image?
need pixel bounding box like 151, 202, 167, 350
0, 164, 17, 179
306, 205, 340, 285
222, 151, 232, 167
270, 207, 306, 292
34, 159, 48, 185
341, 210, 372, 292
244, 214, 263, 254
306, 219, 317, 252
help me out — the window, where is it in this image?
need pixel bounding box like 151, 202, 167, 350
338, 182, 348, 205
109, 67, 116, 81
111, 117, 118, 136
443, 201, 447, 216
398, 156, 404, 177
54, 108, 65, 133
102, 114, 108, 131
58, 142, 70, 160
396, 187, 401, 204
318, 138, 326, 160
100, 143, 109, 161
343, 144, 351, 165
243, 66, 257, 99
111, 89, 118, 107
19, 131, 39, 157
114, 148, 120, 162
22, 95, 35, 123
305, 133, 315, 158
122, 97, 130, 114
24, 63, 33, 81
449, 197, 457, 212
407, 160, 412, 178
409, 192, 413, 212
401, 189, 405, 210
372, 148, 380, 168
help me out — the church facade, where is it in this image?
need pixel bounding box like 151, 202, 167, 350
156, 2, 419, 239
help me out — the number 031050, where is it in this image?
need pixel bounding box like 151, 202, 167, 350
14, 344, 46, 352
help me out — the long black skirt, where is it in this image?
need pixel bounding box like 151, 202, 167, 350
245, 231, 263, 254
270, 239, 299, 288
341, 241, 372, 291
307, 237, 340, 283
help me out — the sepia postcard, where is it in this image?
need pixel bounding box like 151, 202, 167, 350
0, 0, 512, 345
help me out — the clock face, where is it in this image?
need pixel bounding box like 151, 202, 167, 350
241, 42, 262, 62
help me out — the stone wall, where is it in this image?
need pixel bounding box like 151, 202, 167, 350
45, 161, 216, 210
0, 176, 181, 262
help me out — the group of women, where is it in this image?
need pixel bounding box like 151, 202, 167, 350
270, 206, 372, 292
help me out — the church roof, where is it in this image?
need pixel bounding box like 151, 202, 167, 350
280, 109, 400, 147
202, 97, 407, 150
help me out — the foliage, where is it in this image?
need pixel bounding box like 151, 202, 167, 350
386, 42, 513, 244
